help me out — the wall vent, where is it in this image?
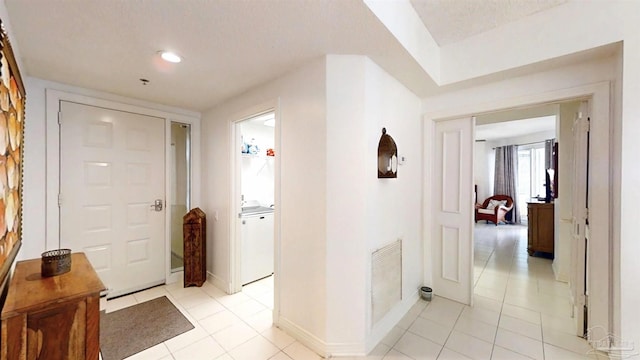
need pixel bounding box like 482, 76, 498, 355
371, 239, 402, 325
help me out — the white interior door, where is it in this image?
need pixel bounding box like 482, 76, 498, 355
60, 101, 166, 298
571, 102, 589, 337
432, 117, 474, 304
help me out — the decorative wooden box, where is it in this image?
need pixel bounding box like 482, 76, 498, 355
183, 208, 206, 287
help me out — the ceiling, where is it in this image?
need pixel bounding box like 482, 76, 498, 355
4, 0, 574, 112
476, 115, 556, 142
410, 0, 567, 46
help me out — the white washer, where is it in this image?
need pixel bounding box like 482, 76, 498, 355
240, 210, 274, 285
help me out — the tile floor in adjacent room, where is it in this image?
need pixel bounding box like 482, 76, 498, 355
103, 223, 605, 359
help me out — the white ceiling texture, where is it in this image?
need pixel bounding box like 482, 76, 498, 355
5, 0, 569, 112
410, 0, 567, 46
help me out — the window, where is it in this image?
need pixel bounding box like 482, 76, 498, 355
517, 143, 547, 221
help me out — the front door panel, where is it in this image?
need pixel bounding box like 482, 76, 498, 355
60, 101, 165, 298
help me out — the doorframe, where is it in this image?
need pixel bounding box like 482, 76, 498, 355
165, 117, 201, 284
228, 99, 281, 320
45, 89, 201, 287
423, 81, 611, 338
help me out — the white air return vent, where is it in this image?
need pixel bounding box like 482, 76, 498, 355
371, 239, 402, 324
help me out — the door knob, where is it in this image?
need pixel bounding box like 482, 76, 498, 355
150, 199, 163, 211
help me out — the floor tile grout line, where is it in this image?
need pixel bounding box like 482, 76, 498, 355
433, 301, 467, 360
176, 281, 274, 358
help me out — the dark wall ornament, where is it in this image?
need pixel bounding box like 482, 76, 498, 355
377, 127, 398, 178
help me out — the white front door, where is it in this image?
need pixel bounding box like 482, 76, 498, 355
59, 101, 166, 298
432, 117, 474, 304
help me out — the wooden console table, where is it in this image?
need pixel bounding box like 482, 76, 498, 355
527, 202, 555, 256
1, 253, 105, 360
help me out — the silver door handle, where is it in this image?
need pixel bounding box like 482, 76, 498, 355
150, 199, 163, 211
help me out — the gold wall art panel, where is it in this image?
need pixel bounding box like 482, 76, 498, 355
0, 17, 24, 305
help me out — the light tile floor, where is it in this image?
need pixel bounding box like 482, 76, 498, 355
103, 224, 606, 359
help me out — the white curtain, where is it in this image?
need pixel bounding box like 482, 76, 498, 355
494, 145, 520, 224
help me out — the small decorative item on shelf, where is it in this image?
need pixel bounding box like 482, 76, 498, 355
377, 127, 398, 178
248, 138, 259, 155
242, 138, 260, 155
266, 148, 275, 157
41, 248, 72, 277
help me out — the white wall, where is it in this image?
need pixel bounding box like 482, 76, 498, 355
362, 57, 423, 350
202, 55, 421, 355
488, 131, 556, 150
201, 57, 328, 346
611, 41, 623, 343
325, 56, 368, 350
21, 77, 46, 260
619, 40, 640, 360
325, 56, 422, 353
473, 141, 491, 203
475, 105, 560, 126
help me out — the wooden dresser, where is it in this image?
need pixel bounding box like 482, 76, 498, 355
1, 253, 105, 360
527, 202, 555, 256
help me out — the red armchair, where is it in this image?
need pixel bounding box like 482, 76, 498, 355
475, 195, 514, 225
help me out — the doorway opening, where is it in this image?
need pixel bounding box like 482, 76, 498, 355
474, 109, 557, 226
429, 80, 611, 350
170, 122, 191, 273
234, 111, 276, 309
472, 101, 586, 334
516, 142, 548, 224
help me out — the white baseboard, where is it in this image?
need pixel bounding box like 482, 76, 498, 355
366, 289, 420, 353
276, 291, 421, 358
552, 261, 570, 283
207, 271, 231, 294
277, 316, 366, 358
277, 316, 330, 358
325, 341, 367, 357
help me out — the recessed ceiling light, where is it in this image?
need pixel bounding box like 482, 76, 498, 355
159, 51, 182, 63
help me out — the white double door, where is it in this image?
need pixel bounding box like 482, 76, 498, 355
59, 101, 166, 298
